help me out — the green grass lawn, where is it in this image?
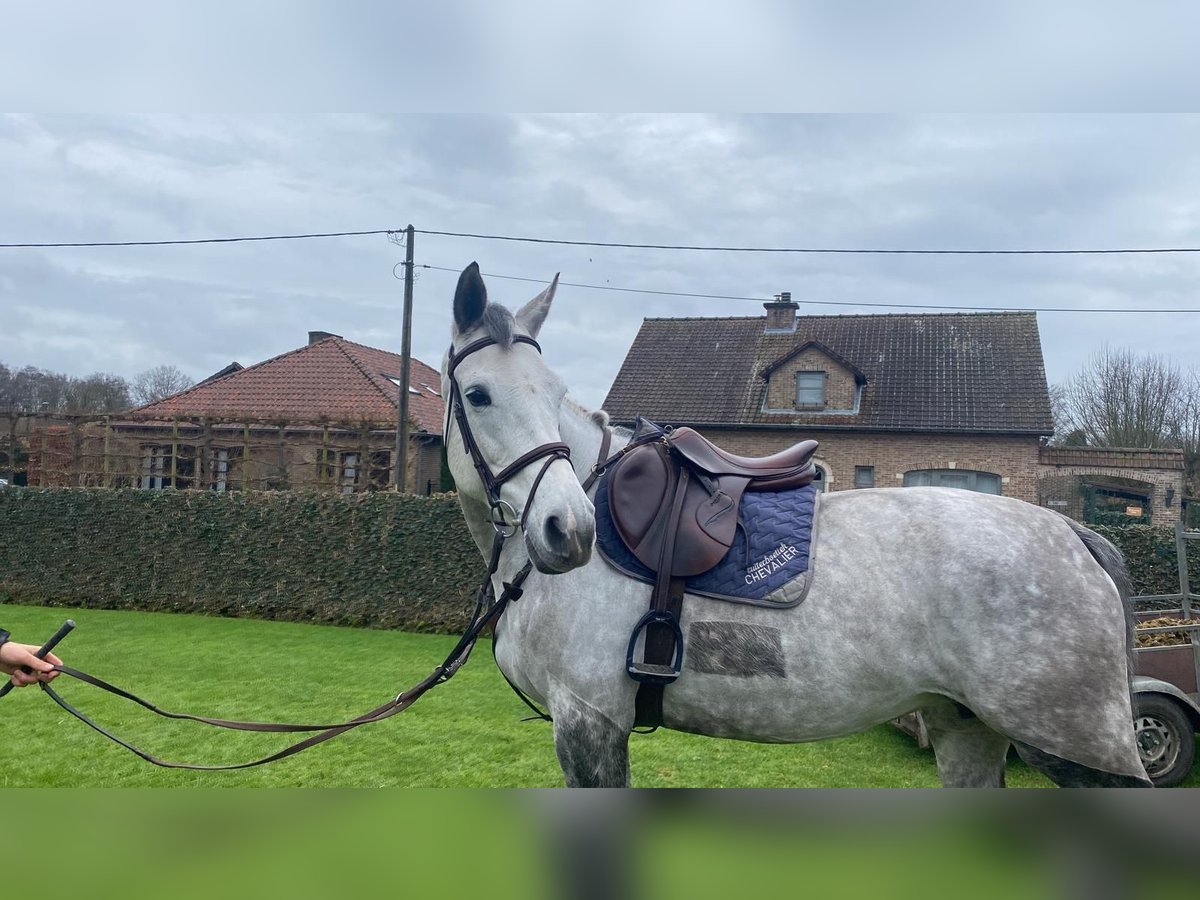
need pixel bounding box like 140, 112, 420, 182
2, 603, 1192, 788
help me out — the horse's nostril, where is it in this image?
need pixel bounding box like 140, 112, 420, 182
545, 515, 569, 553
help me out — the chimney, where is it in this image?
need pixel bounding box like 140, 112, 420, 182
308, 330, 342, 345
763, 292, 798, 332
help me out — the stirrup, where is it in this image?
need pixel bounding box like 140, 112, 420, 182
625, 609, 684, 685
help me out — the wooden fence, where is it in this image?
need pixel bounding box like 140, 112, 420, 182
0, 410, 447, 495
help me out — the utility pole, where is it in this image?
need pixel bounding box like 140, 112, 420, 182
395, 224, 415, 492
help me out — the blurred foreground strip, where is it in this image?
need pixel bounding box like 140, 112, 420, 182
8, 790, 1197, 900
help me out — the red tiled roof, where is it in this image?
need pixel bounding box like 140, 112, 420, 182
602, 311, 1054, 434
132, 337, 444, 432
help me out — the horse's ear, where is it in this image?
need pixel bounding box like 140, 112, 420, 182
515, 274, 559, 339
453, 262, 488, 337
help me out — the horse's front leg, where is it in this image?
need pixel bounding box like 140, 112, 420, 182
550, 694, 631, 787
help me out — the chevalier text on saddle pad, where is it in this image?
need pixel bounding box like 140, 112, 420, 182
595, 478, 818, 607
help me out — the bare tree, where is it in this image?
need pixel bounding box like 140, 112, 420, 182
1055, 346, 1184, 448
131, 365, 193, 406
1167, 366, 1200, 496
64, 373, 132, 412
0, 362, 129, 413
1047, 382, 1087, 445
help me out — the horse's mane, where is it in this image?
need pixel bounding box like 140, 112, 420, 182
562, 398, 632, 440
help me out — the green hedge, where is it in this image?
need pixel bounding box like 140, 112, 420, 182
0, 488, 484, 632
1091, 525, 1197, 605
1, 490, 1193, 631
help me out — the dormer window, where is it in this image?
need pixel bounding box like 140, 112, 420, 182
795, 371, 826, 407
759, 341, 864, 416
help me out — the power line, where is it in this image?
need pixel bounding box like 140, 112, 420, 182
419, 264, 1200, 314
4, 225, 1200, 255
0, 229, 399, 249
416, 228, 1200, 255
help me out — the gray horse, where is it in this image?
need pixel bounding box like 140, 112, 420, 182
442, 263, 1150, 788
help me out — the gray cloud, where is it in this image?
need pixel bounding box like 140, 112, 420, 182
5, 2, 1200, 111
3, 113, 1200, 413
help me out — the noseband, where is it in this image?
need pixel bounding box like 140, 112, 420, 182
445, 334, 573, 536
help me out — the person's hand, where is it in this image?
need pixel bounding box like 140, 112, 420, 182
0, 641, 62, 687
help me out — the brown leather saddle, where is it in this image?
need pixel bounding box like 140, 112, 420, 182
609, 426, 819, 579
606, 421, 818, 727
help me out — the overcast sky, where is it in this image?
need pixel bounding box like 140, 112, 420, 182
3, 113, 1200, 411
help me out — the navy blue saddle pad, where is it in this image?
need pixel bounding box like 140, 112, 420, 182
595, 475, 818, 608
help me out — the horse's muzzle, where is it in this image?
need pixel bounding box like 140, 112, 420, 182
526, 512, 594, 574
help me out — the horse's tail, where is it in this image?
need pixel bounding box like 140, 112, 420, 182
1062, 516, 1137, 680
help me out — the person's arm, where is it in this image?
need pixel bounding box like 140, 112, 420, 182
0, 629, 62, 687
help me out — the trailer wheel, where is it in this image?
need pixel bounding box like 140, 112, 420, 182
1134, 695, 1196, 788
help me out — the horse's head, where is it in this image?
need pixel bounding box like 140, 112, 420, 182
442, 262, 596, 574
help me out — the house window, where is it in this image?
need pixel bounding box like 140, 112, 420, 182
139, 445, 195, 490
854, 465, 875, 488
367, 450, 392, 491
339, 452, 360, 494
140, 447, 166, 490
209, 447, 243, 492
795, 371, 826, 407
903, 469, 1001, 494
332, 450, 393, 493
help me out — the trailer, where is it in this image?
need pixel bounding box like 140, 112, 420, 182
1129, 524, 1200, 787
893, 523, 1200, 787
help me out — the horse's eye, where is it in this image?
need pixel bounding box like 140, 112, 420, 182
465, 387, 491, 408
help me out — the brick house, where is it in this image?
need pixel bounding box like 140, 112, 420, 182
603, 297, 1056, 503
602, 297, 1189, 526
100, 332, 446, 494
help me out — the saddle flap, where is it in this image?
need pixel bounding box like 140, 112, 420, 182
608, 441, 673, 558
608, 441, 746, 578
674, 475, 748, 575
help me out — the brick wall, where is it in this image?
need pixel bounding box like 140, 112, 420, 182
25, 426, 73, 487
411, 437, 445, 495
1037, 446, 1184, 526
696, 428, 1043, 502
689, 429, 1189, 526
763, 348, 859, 412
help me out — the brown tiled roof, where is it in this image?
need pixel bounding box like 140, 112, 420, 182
132, 337, 444, 432
1039, 447, 1185, 470
602, 311, 1054, 434
759, 339, 867, 383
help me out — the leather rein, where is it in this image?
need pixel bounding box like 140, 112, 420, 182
22, 334, 603, 771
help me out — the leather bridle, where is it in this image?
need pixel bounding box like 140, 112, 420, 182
444, 334, 573, 538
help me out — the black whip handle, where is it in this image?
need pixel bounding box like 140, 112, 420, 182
0, 619, 76, 699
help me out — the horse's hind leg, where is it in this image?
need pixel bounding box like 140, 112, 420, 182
551, 696, 631, 787
1013, 742, 1151, 787
921, 700, 1011, 787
